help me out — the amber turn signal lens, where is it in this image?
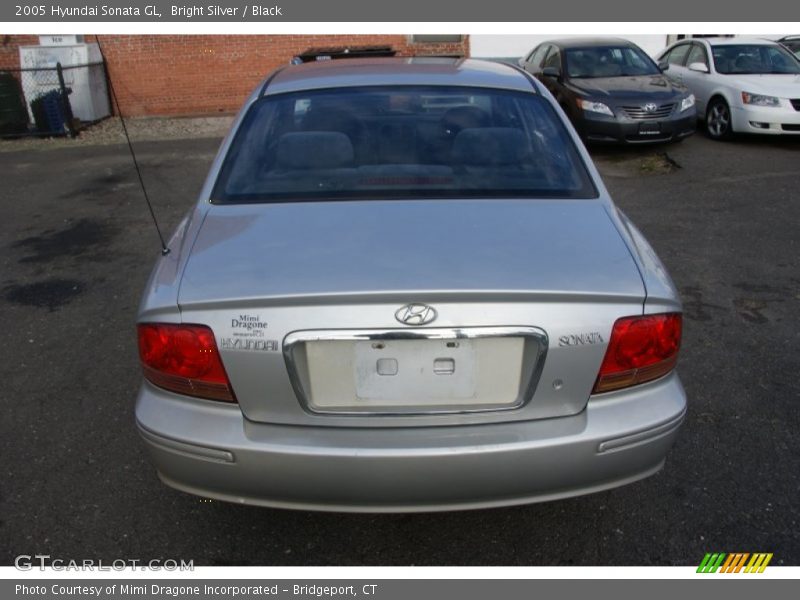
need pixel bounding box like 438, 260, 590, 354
593, 313, 682, 394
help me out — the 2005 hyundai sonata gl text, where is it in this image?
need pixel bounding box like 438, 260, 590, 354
135, 58, 686, 512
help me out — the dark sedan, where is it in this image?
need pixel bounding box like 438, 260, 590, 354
519, 37, 697, 144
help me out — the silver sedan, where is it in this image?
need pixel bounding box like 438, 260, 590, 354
135, 58, 686, 512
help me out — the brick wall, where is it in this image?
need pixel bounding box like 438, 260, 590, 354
0, 34, 38, 69
1, 34, 470, 116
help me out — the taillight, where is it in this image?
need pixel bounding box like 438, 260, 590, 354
137, 323, 235, 402
593, 313, 682, 394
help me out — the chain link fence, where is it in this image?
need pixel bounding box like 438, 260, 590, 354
0, 61, 109, 138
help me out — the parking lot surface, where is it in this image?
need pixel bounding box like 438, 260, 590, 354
1, 132, 798, 566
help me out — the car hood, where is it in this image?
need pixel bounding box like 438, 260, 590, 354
567, 74, 685, 101
723, 73, 800, 97
178, 199, 645, 306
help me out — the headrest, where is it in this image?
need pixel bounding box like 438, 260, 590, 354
451, 127, 529, 166
441, 106, 491, 132
276, 131, 354, 170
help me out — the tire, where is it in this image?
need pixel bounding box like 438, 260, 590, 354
706, 98, 734, 141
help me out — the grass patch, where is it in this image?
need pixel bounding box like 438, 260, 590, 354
639, 152, 681, 174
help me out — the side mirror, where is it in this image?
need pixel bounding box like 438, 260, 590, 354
688, 62, 710, 73
517, 57, 526, 68
542, 66, 561, 79
658, 60, 670, 72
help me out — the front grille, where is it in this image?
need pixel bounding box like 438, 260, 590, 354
781, 124, 800, 131
790, 99, 800, 111
621, 103, 676, 120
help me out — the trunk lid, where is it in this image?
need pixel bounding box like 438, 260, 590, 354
179, 199, 643, 304
178, 199, 646, 427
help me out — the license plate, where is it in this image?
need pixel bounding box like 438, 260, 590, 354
639, 122, 661, 135
354, 338, 477, 401
303, 336, 526, 411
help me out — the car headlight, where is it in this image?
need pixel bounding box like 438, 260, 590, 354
741, 92, 781, 107
577, 99, 614, 117
680, 94, 696, 112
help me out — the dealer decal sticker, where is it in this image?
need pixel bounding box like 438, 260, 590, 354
220, 313, 279, 352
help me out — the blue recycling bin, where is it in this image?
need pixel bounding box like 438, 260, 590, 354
31, 90, 68, 134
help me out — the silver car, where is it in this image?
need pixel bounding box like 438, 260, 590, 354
135, 58, 686, 512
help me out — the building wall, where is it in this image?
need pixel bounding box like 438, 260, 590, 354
1, 34, 469, 116
1, 34, 38, 69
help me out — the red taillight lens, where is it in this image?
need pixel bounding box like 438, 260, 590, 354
593, 313, 682, 394
137, 323, 235, 402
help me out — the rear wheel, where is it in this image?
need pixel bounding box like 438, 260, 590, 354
706, 98, 733, 140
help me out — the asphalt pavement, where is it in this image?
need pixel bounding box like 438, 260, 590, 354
0, 132, 798, 566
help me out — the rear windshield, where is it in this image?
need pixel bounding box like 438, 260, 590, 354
712, 44, 800, 74
564, 46, 660, 78
211, 86, 596, 203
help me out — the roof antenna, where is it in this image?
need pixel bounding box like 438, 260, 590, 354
95, 36, 170, 256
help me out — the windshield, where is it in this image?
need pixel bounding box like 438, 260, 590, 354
712, 44, 800, 74
212, 86, 596, 203
564, 46, 660, 78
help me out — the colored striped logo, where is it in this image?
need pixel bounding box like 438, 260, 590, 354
697, 553, 773, 573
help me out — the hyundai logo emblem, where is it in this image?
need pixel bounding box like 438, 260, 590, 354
395, 303, 437, 326
643, 103, 658, 113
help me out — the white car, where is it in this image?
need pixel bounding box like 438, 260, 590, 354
656, 37, 800, 139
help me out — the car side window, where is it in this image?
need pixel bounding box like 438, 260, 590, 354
543, 47, 562, 70
529, 44, 550, 69
524, 45, 539, 64
665, 43, 691, 66
685, 44, 709, 68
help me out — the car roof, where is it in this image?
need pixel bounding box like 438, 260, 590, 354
263, 57, 537, 96
543, 37, 637, 49
695, 37, 782, 47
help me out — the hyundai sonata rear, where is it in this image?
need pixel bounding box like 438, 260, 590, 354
135, 58, 686, 512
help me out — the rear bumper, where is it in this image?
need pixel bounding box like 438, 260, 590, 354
135, 373, 687, 512
580, 112, 696, 144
